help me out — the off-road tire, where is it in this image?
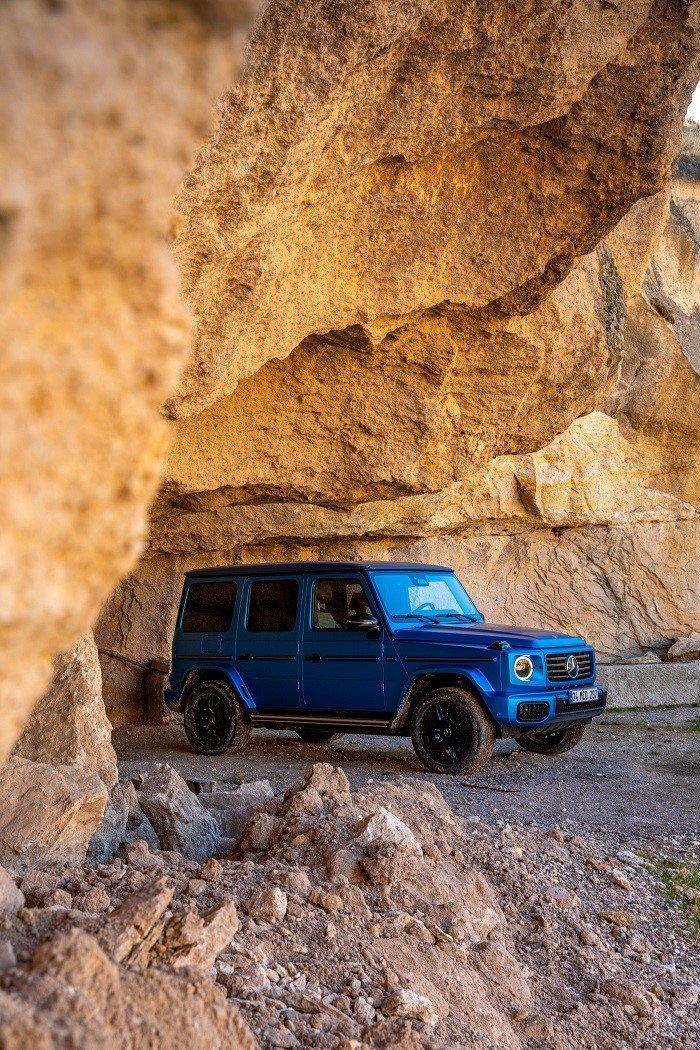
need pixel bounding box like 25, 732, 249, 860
410, 686, 495, 775
184, 680, 251, 756
517, 721, 586, 756
294, 729, 343, 744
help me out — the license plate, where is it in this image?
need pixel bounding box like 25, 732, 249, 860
569, 687, 599, 704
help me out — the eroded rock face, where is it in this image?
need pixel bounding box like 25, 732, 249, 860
173, 0, 700, 416
98, 159, 700, 723
0, 926, 253, 1049
0, 757, 108, 869
0, 0, 251, 760
3, 1, 699, 740
12, 635, 117, 789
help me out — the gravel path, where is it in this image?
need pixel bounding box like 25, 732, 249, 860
114, 706, 700, 860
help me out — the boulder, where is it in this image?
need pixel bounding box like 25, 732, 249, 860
354, 808, 423, 856
245, 887, 287, 923
122, 780, 161, 851
200, 780, 274, 841
164, 901, 240, 969
12, 635, 117, 789
0, 868, 24, 915
0, 927, 254, 1048
667, 634, 700, 662
381, 989, 439, 1026
138, 763, 220, 861
0, 757, 108, 869
597, 660, 700, 709
87, 784, 130, 863
99, 877, 174, 966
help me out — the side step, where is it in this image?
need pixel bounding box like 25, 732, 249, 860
250, 711, 392, 732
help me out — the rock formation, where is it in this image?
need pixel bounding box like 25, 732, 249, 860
0, 763, 697, 1046
12, 635, 117, 789
2, 6, 700, 740
99, 145, 700, 724
0, 0, 252, 759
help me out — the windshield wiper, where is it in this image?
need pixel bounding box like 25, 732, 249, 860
392, 613, 440, 624
435, 612, 479, 623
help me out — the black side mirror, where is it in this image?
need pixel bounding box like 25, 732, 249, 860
347, 615, 379, 634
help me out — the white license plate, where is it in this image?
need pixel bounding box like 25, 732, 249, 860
569, 687, 598, 704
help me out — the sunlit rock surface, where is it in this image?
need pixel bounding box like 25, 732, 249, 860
0, 0, 251, 757
99, 163, 700, 724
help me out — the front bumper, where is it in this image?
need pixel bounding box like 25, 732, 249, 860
492, 685, 607, 729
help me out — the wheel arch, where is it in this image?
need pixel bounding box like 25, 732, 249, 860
179, 665, 257, 717
391, 668, 501, 735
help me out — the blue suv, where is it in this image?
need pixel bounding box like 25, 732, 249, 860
166, 561, 606, 775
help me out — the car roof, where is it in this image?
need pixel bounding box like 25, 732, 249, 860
184, 561, 452, 579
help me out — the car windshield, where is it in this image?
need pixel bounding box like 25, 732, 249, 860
369, 571, 481, 623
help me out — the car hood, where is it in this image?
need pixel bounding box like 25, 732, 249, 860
392, 622, 586, 651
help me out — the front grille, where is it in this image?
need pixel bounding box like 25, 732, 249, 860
546, 651, 593, 682
517, 702, 550, 722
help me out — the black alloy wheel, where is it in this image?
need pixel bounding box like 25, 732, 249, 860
294, 729, 343, 744
517, 721, 586, 755
410, 686, 495, 775
184, 680, 251, 756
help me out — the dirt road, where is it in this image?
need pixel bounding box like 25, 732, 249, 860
114, 706, 700, 859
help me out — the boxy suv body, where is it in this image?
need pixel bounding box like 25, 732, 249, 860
166, 561, 606, 775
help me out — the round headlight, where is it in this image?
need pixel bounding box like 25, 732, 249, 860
514, 655, 534, 681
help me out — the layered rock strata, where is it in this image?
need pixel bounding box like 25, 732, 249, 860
100, 163, 700, 724
2, 2, 699, 742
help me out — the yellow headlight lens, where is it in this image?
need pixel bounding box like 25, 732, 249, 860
514, 655, 534, 681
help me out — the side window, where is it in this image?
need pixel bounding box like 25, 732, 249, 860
247, 579, 299, 632
313, 578, 374, 630
181, 581, 237, 633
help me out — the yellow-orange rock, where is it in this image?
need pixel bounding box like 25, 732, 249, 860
0, 0, 250, 758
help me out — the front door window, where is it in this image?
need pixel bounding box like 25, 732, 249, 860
313, 578, 374, 630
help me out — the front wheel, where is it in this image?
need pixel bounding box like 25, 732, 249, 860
294, 729, 343, 744
517, 721, 586, 755
410, 687, 495, 775
184, 680, 251, 756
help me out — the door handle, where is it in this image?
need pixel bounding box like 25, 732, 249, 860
238, 652, 254, 661
306, 653, 322, 662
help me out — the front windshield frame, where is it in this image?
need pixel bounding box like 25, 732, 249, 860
368, 570, 482, 624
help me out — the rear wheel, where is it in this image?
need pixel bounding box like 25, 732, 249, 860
410, 687, 495, 775
517, 721, 586, 755
294, 729, 343, 744
184, 680, 251, 756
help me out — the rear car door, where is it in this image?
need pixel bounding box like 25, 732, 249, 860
302, 575, 385, 712
236, 576, 301, 710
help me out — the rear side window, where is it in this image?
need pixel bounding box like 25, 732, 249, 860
247, 579, 299, 632
181, 581, 238, 633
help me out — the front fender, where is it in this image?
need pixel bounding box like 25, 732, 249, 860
179, 664, 258, 715
392, 664, 498, 729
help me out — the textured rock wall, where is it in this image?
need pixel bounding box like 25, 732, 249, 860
0, 0, 252, 759
3, 1, 699, 738
99, 162, 700, 725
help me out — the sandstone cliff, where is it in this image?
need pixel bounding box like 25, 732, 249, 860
2, 1, 700, 742
99, 134, 700, 726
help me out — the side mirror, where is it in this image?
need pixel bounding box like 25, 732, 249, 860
347, 615, 379, 634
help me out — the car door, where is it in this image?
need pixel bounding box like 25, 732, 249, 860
302, 575, 385, 712
236, 576, 301, 710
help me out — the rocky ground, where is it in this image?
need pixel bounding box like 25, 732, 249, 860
0, 711, 697, 1048
115, 707, 700, 850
